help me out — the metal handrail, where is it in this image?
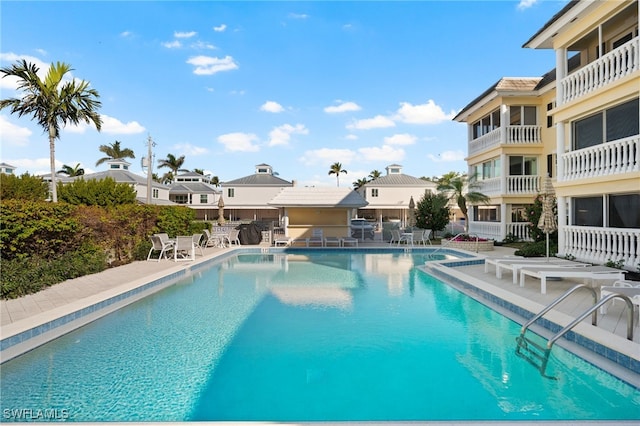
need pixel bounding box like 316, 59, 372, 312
428, 232, 481, 257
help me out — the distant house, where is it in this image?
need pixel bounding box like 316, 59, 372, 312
67, 159, 173, 205
268, 186, 368, 240
169, 172, 221, 220
357, 164, 437, 225
0, 162, 17, 175
221, 164, 293, 222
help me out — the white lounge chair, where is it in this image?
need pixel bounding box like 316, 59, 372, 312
519, 265, 626, 294
324, 236, 341, 247
421, 229, 433, 245
147, 234, 174, 261
192, 233, 204, 256
485, 257, 588, 284
308, 228, 324, 247
224, 228, 241, 246
600, 280, 640, 315
389, 229, 401, 245
274, 236, 291, 247
341, 237, 358, 247
174, 236, 195, 262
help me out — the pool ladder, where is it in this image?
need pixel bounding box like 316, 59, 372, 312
515, 284, 635, 377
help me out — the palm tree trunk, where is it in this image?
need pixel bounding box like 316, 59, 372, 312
49, 126, 58, 202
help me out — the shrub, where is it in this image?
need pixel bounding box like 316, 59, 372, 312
503, 233, 520, 244
514, 240, 557, 257
415, 191, 450, 234
0, 173, 48, 201
57, 177, 137, 206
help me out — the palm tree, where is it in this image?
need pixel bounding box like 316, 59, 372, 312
437, 171, 462, 186
193, 168, 205, 175
210, 176, 220, 187
368, 169, 382, 180
328, 162, 347, 187
353, 178, 369, 190
58, 163, 85, 177
0, 60, 102, 202
437, 174, 489, 232
96, 141, 135, 166
157, 153, 188, 184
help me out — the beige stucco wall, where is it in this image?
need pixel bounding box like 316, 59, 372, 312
285, 207, 351, 239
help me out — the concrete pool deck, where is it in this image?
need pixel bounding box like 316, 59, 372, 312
1, 242, 638, 383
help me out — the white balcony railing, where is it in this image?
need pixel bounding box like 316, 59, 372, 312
476, 177, 501, 196
469, 222, 501, 241
506, 222, 533, 242
506, 175, 541, 195
562, 135, 639, 181
563, 225, 640, 270
468, 126, 542, 156
560, 36, 639, 105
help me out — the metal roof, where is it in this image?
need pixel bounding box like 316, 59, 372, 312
224, 173, 292, 186
365, 173, 434, 187
268, 187, 368, 208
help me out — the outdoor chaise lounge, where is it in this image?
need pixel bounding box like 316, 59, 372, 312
324, 236, 341, 247
519, 265, 626, 294
308, 228, 324, 247
485, 257, 588, 284
600, 280, 640, 315
341, 236, 358, 247
274, 236, 292, 247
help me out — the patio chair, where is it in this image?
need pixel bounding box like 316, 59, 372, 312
398, 231, 413, 246
224, 228, 241, 246
389, 229, 401, 245
324, 236, 341, 247
421, 229, 433, 245
412, 230, 425, 245
518, 265, 626, 294
202, 229, 215, 247
174, 236, 195, 262
274, 236, 292, 247
308, 228, 324, 247
156, 233, 175, 246
147, 235, 173, 261
341, 237, 358, 247
192, 233, 204, 256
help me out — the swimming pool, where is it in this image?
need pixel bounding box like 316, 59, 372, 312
1, 251, 639, 421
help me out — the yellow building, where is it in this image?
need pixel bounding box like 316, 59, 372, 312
457, 0, 639, 270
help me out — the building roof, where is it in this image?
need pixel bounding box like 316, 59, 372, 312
522, 0, 581, 49
169, 182, 220, 195
77, 169, 169, 190
224, 173, 292, 186
268, 187, 368, 208
365, 173, 433, 187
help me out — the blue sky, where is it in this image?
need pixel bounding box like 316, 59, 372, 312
1, 0, 565, 187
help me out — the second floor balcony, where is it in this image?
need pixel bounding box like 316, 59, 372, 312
475, 175, 541, 197
561, 135, 639, 182
468, 125, 542, 156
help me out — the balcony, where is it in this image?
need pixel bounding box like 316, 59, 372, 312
560, 36, 639, 105
468, 125, 542, 156
561, 135, 639, 181
476, 175, 541, 196
563, 225, 640, 270
468, 222, 533, 242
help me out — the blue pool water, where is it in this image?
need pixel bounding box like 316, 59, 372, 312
1, 251, 639, 421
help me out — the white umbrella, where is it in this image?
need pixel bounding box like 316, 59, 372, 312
537, 175, 557, 261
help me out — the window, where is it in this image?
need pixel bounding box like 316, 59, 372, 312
612, 32, 633, 49
547, 115, 553, 128
152, 189, 158, 198
511, 205, 529, 223
474, 205, 499, 222
509, 156, 537, 176
609, 194, 640, 228
257, 168, 268, 174
510, 106, 537, 126
174, 195, 188, 204
371, 188, 379, 197
200, 194, 208, 204
546, 154, 556, 178
473, 158, 500, 181
573, 197, 603, 227
472, 109, 500, 139
227, 188, 235, 198
573, 98, 639, 150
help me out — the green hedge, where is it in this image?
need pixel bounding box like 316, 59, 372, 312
1, 200, 208, 298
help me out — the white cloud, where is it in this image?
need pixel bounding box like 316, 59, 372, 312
35, 48, 47, 56
173, 143, 209, 156
288, 13, 309, 19
162, 40, 182, 49
358, 145, 405, 162
299, 148, 355, 166
213, 24, 227, 32
99, 115, 145, 134
187, 55, 238, 75
268, 123, 308, 146
174, 31, 197, 39
427, 150, 466, 162
324, 101, 361, 114
9, 157, 62, 176
394, 100, 455, 125
384, 133, 417, 146
218, 132, 260, 152
346, 115, 395, 130
260, 101, 285, 113
0, 116, 32, 146
120, 31, 133, 38
517, 0, 538, 10
345, 134, 358, 141
191, 41, 217, 50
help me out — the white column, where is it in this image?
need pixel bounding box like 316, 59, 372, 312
557, 196, 566, 256
500, 203, 508, 241
283, 211, 289, 237
500, 153, 507, 195
555, 48, 567, 105
556, 121, 566, 181
500, 104, 509, 143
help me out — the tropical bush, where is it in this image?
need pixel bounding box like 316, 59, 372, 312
0, 173, 48, 201
415, 191, 450, 234
57, 177, 137, 206
514, 240, 557, 257
525, 195, 557, 243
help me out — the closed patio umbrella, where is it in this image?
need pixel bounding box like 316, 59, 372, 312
537, 175, 557, 261
408, 196, 416, 229
218, 196, 225, 224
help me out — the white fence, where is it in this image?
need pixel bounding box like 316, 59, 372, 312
563, 225, 640, 270
562, 135, 640, 181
